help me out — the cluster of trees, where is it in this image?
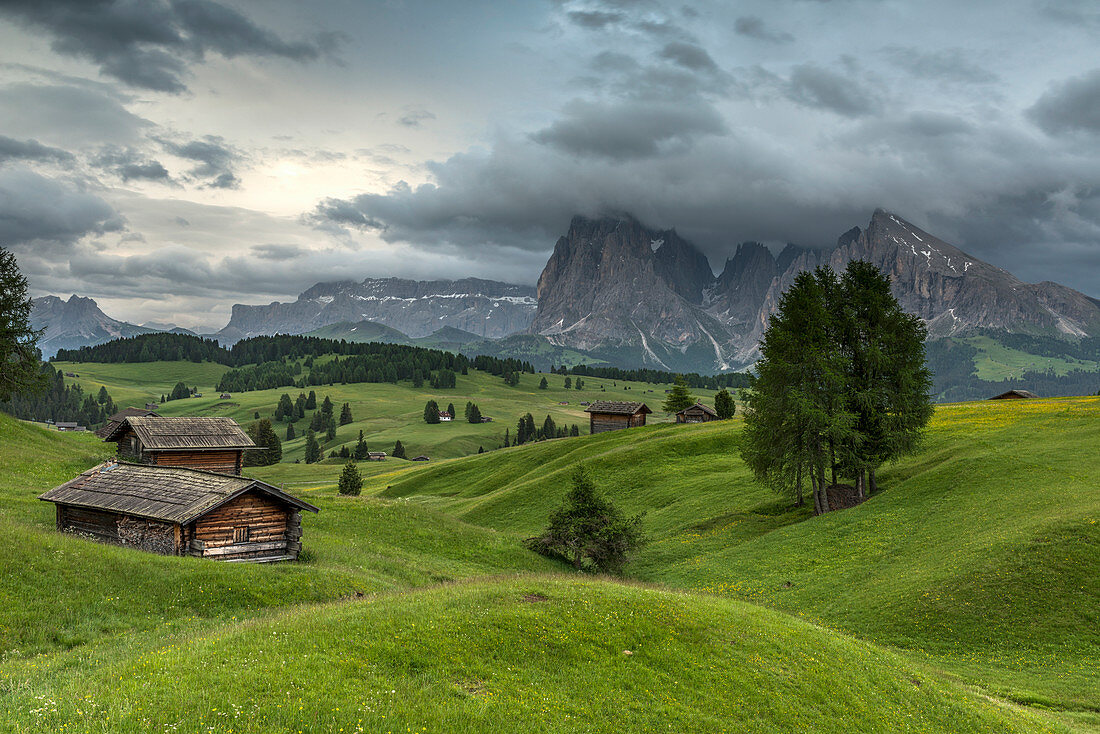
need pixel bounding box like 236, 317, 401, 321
740, 262, 933, 514
471, 354, 535, 378
562, 376, 585, 390
0, 363, 117, 427
243, 419, 282, 467
54, 332, 225, 364
559, 364, 752, 390
217, 361, 302, 392
525, 466, 646, 574
657, 376, 736, 419
464, 401, 483, 423
502, 371, 521, 387
164, 382, 194, 401
506, 413, 580, 446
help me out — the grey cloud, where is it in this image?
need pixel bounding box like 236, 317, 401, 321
159, 134, 242, 188
567, 10, 625, 29
0, 84, 150, 146
786, 63, 879, 117
1027, 69, 1100, 136
252, 243, 306, 261
397, 108, 437, 129
530, 98, 726, 159
882, 47, 998, 85
0, 0, 326, 93
0, 135, 75, 165
0, 167, 124, 250
734, 16, 793, 44
93, 146, 174, 183
657, 41, 719, 73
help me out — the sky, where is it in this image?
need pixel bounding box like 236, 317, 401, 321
1, 0, 1098, 330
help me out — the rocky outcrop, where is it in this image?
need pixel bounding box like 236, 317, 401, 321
30, 295, 152, 358
219, 277, 537, 343
531, 209, 1100, 371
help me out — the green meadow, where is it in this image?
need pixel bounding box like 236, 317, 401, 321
53, 360, 712, 460
968, 335, 1100, 380
2, 369, 1097, 731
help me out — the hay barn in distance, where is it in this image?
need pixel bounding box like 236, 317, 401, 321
990, 389, 1039, 400
676, 403, 718, 424
40, 462, 319, 562
584, 401, 652, 434
103, 416, 255, 474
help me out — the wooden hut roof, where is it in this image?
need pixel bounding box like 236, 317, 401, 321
583, 401, 652, 415
677, 402, 717, 417
39, 462, 318, 524
103, 416, 255, 450
95, 407, 160, 439
990, 389, 1039, 399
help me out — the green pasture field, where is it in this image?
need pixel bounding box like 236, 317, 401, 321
967, 335, 1100, 381
1, 394, 1096, 731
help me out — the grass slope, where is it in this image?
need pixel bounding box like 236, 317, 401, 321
968, 336, 1100, 381
53, 361, 707, 461
2, 577, 1055, 733
376, 397, 1100, 717
0, 414, 555, 659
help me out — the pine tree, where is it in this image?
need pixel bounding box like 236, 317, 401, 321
0, 247, 45, 401
276, 393, 294, 421
662, 375, 694, 413
338, 460, 362, 496
446, 403, 455, 420
570, 424, 580, 437
325, 422, 337, 443
97, 386, 109, 404
354, 429, 368, 460
339, 402, 353, 425
538, 376, 548, 390
286, 422, 296, 440
477, 446, 484, 454
392, 440, 406, 459
541, 414, 556, 440
575, 379, 583, 390
423, 399, 440, 424
564, 376, 572, 389
305, 390, 317, 410
245, 419, 282, 466
309, 410, 324, 431
304, 428, 321, 464
714, 389, 736, 420
503, 427, 510, 447
467, 403, 482, 423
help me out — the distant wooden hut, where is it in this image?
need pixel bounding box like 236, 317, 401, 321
990, 389, 1039, 400
96, 406, 160, 439
366, 452, 387, 461
411, 455, 430, 462
56, 422, 86, 432
40, 462, 318, 562
676, 403, 718, 424
584, 401, 652, 434
102, 416, 255, 475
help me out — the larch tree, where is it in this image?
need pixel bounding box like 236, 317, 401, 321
713, 388, 736, 420
662, 375, 695, 413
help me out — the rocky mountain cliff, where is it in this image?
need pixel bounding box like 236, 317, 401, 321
30, 295, 153, 358
218, 277, 537, 344
530, 210, 1100, 370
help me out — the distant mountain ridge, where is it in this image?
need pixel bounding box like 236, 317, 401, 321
218, 277, 537, 344
30, 295, 154, 359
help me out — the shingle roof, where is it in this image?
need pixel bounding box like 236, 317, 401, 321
678, 402, 717, 417
39, 462, 318, 524
990, 389, 1040, 399
583, 401, 652, 415
95, 407, 159, 439
104, 416, 255, 450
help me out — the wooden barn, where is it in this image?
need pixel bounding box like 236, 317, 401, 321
103, 416, 255, 475
990, 389, 1039, 400
95, 406, 160, 439
584, 401, 652, 434
39, 462, 318, 562
676, 402, 718, 424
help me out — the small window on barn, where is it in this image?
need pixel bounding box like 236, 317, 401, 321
233, 526, 250, 544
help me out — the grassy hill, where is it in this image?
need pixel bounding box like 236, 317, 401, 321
52, 360, 708, 461
376, 396, 1100, 720
2, 395, 1096, 731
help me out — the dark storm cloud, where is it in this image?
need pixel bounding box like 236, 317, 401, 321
0, 135, 75, 165
0, 0, 326, 93
733, 16, 793, 44
530, 99, 726, 159
0, 167, 124, 251
92, 146, 174, 183
881, 47, 998, 85
159, 134, 242, 188
1027, 69, 1100, 136
785, 63, 880, 117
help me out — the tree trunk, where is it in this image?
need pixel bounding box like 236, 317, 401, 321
856, 470, 865, 501
830, 443, 837, 486
869, 466, 878, 494
796, 465, 804, 507
811, 474, 822, 515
